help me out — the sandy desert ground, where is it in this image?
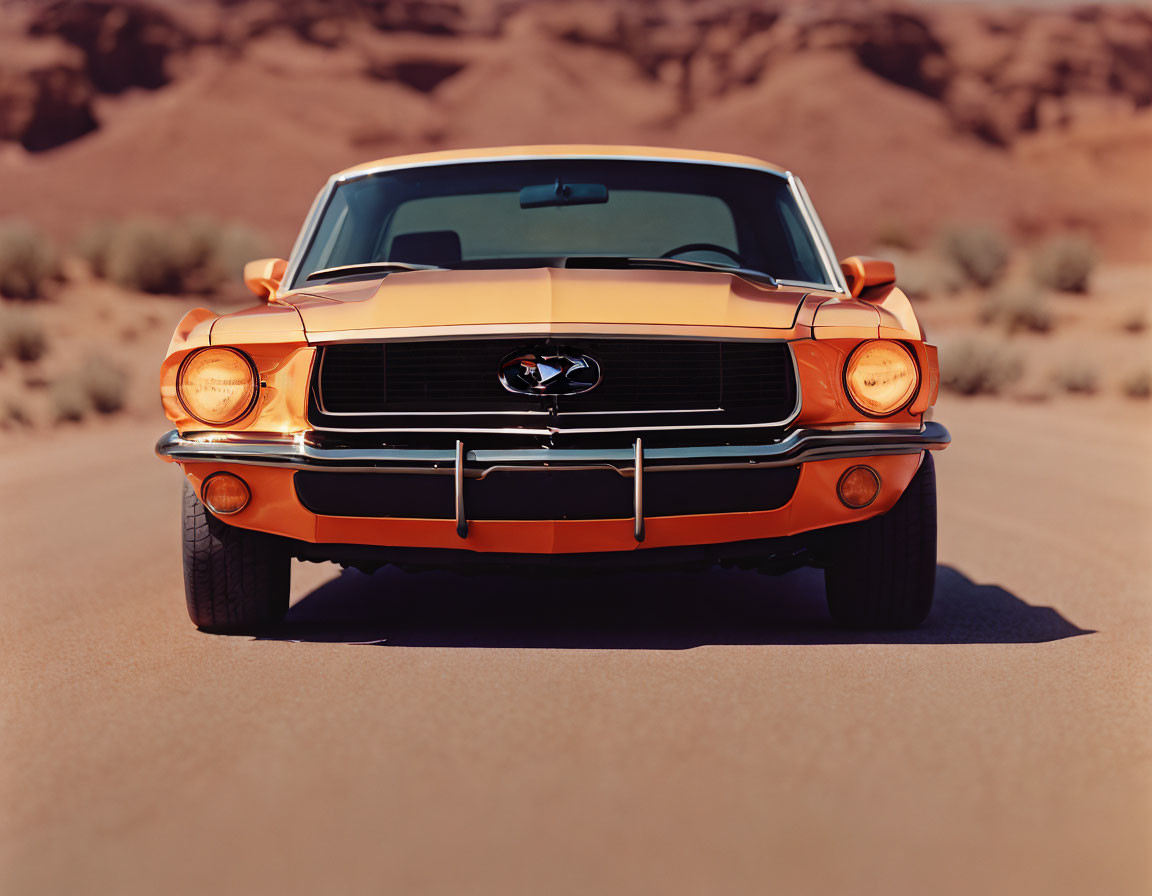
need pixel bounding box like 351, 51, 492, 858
0, 395, 1150, 896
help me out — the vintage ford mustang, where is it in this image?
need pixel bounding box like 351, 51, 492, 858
157, 145, 949, 632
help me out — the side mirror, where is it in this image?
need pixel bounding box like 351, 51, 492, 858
839, 256, 896, 299
243, 257, 287, 299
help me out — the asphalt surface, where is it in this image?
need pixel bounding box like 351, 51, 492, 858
2, 397, 1149, 895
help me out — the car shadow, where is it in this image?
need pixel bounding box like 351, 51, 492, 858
260, 563, 1092, 648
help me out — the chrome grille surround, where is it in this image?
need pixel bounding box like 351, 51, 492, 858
307, 336, 801, 437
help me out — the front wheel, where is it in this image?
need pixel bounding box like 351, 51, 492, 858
823, 452, 937, 629
182, 480, 289, 632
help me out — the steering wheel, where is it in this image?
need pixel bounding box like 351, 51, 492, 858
660, 242, 744, 265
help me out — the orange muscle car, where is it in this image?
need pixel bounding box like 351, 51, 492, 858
157, 146, 949, 632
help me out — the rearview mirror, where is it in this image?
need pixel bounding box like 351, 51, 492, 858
243, 257, 287, 299
520, 181, 609, 208
839, 256, 896, 298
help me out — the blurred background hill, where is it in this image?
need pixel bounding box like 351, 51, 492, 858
0, 0, 1149, 429
1, 0, 1150, 255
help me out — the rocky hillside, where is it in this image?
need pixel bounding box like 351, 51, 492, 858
1, 0, 1149, 256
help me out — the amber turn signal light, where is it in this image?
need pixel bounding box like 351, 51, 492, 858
201, 473, 250, 515
837, 465, 880, 508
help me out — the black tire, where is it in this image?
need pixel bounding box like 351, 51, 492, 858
182, 480, 289, 632
823, 451, 937, 629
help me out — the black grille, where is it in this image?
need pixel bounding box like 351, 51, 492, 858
312, 338, 795, 431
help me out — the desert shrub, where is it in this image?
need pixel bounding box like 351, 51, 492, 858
1, 398, 30, 428
95, 217, 270, 295
1121, 306, 1147, 334
939, 339, 1024, 396
195, 220, 269, 289
873, 218, 916, 251
0, 220, 60, 300
1051, 361, 1098, 395
51, 377, 89, 422
0, 308, 48, 362
51, 354, 130, 421
1032, 235, 1096, 293
1121, 369, 1151, 400
979, 287, 1053, 334
82, 355, 130, 413
938, 223, 1010, 289
890, 252, 964, 301
102, 218, 198, 294
74, 221, 119, 278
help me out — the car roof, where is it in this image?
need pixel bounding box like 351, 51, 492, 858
335, 145, 789, 180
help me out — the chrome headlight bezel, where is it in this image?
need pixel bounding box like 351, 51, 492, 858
843, 340, 920, 417
176, 347, 260, 426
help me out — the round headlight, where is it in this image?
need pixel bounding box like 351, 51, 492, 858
844, 341, 918, 416
177, 347, 258, 425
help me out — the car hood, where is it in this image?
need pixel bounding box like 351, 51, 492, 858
276, 267, 815, 339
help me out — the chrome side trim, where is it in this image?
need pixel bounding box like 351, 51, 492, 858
634, 438, 645, 543
562, 407, 721, 416
156, 422, 951, 471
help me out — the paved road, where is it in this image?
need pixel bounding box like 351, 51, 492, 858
2, 398, 1149, 895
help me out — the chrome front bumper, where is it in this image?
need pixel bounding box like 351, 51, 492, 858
156, 423, 950, 470
157, 423, 949, 543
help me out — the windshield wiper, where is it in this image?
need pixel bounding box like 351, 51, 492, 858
305, 261, 443, 282
565, 256, 778, 286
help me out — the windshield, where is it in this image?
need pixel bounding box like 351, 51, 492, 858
291, 159, 832, 288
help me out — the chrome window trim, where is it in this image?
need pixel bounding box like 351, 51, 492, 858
335, 153, 791, 184
283, 155, 843, 293
785, 173, 848, 294
281, 182, 336, 298
775, 278, 835, 290
310, 340, 801, 434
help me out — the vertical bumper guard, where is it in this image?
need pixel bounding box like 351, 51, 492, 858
634, 437, 645, 543
455, 439, 468, 539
